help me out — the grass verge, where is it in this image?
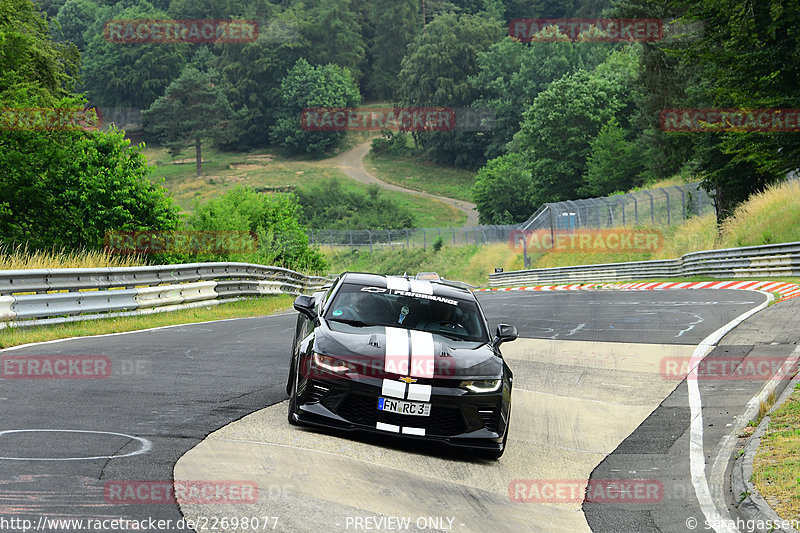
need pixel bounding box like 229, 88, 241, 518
142, 145, 465, 228
0, 295, 294, 349
1, 244, 145, 270
364, 151, 476, 202
752, 382, 800, 521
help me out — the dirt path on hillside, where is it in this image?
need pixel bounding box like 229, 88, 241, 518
329, 141, 479, 226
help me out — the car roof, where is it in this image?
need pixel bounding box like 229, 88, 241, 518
339, 272, 475, 301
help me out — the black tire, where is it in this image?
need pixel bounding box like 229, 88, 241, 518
287, 363, 299, 426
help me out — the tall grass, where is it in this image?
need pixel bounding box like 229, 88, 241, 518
719, 180, 800, 248
0, 244, 145, 270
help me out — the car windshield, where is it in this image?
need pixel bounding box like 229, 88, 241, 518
325, 283, 488, 342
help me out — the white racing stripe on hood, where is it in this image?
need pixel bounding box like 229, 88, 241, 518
381, 379, 406, 399
407, 383, 432, 402
409, 330, 435, 379
384, 327, 409, 375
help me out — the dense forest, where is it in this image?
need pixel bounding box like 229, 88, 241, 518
2, 0, 799, 262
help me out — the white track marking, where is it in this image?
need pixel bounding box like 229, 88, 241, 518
687, 291, 773, 533
0, 429, 152, 461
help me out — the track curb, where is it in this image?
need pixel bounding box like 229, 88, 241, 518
475, 280, 800, 302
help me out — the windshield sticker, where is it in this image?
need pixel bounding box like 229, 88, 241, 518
332, 309, 343, 316
360, 286, 387, 293
390, 289, 459, 306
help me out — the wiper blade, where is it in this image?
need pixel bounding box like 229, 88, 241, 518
432, 331, 465, 342
328, 318, 370, 327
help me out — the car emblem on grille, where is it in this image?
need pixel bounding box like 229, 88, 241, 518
399, 376, 417, 383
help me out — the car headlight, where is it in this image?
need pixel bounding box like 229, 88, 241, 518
312, 353, 357, 374
459, 379, 502, 393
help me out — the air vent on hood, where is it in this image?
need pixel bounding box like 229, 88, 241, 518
368, 334, 381, 348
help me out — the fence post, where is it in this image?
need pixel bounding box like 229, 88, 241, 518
643, 190, 654, 225
423, 230, 426, 250
406, 229, 410, 249
633, 195, 639, 226
662, 189, 671, 225
368, 230, 373, 253
451, 227, 456, 245
672, 185, 686, 219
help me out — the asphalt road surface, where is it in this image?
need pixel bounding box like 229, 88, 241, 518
0, 289, 772, 532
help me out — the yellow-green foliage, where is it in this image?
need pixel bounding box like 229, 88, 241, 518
0, 244, 145, 270
324, 243, 523, 286
719, 180, 800, 248
653, 213, 718, 259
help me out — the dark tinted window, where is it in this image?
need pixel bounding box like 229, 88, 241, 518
325, 283, 488, 342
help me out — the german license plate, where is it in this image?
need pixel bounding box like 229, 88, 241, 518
377, 397, 431, 417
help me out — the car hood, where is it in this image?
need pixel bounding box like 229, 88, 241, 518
314, 323, 501, 380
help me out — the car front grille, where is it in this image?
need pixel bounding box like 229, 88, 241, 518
334, 392, 467, 436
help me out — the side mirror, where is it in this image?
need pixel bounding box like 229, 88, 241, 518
493, 324, 518, 348
293, 295, 318, 321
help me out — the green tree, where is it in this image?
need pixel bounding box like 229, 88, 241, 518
303, 0, 367, 85
581, 118, 643, 197
142, 48, 238, 177
0, 127, 180, 249
1, 0, 78, 104
269, 58, 361, 154
471, 37, 611, 160
1, 0, 179, 251
510, 48, 639, 204
81, 2, 188, 110
52, 0, 97, 50
471, 153, 533, 224
671, 0, 800, 220
397, 12, 504, 167
215, 7, 310, 150
366, 0, 420, 99
187, 187, 326, 271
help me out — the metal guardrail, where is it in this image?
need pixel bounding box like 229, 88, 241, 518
489, 242, 800, 286
0, 262, 331, 329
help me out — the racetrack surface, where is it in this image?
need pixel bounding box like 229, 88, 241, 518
0, 289, 774, 532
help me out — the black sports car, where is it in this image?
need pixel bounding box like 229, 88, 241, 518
287, 272, 517, 459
